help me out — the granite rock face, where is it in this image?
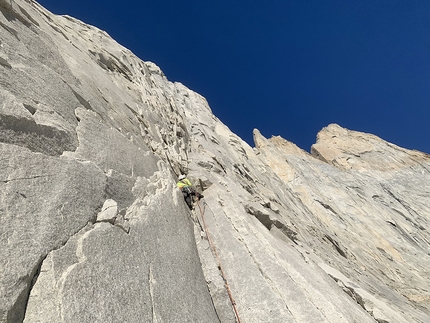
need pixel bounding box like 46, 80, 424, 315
0, 1, 217, 322
1, 1, 429, 323
254, 128, 430, 323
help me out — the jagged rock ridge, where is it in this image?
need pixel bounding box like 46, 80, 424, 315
1, 1, 429, 323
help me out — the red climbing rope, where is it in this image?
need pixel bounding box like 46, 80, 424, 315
196, 199, 243, 323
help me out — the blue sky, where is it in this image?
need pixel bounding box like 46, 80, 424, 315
37, 0, 430, 153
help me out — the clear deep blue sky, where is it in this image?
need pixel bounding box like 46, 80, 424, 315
37, 0, 430, 153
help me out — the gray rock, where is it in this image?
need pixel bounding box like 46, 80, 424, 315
1, 1, 429, 323
1, 1, 219, 321
0, 144, 106, 323
252, 128, 430, 322
96, 199, 118, 223
25, 172, 219, 323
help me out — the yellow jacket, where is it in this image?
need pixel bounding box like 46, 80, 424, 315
177, 178, 192, 189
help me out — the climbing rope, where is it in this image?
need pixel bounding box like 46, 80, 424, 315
196, 199, 243, 323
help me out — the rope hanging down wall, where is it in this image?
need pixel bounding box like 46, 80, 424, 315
196, 199, 243, 323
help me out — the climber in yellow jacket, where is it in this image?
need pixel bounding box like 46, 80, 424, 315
177, 174, 203, 209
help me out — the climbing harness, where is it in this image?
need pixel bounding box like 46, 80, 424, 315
196, 199, 243, 323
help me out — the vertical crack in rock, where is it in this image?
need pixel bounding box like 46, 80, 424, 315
56, 227, 94, 322
194, 233, 233, 322
8, 257, 43, 323
148, 264, 158, 323
204, 282, 222, 323
193, 200, 241, 322
20, 222, 98, 323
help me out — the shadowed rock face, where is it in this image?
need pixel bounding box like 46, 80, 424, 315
1, 1, 429, 323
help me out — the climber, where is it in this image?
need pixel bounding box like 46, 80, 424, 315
177, 174, 204, 209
